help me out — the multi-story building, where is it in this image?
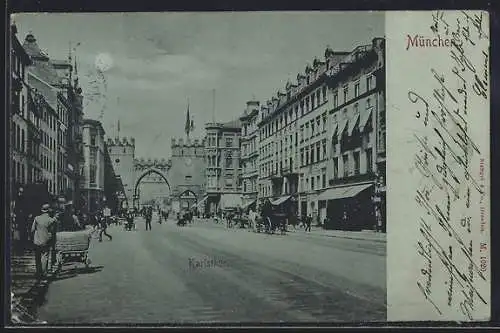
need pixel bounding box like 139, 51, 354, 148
321, 37, 386, 231
10, 24, 32, 191
257, 38, 385, 231
22, 32, 83, 201
204, 119, 242, 214
239, 100, 260, 211
52, 59, 78, 200
169, 138, 206, 211
80, 119, 106, 213
257, 50, 346, 216
106, 137, 136, 207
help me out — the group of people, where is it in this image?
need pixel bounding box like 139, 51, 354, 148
29, 202, 114, 281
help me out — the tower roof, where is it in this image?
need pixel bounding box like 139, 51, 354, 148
23, 33, 49, 61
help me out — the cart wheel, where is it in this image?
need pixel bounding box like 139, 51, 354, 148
85, 258, 91, 268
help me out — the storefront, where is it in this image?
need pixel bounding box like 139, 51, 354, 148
318, 182, 375, 231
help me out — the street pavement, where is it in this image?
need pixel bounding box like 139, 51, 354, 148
37, 216, 386, 324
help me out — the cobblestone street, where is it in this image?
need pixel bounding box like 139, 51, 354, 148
36, 217, 386, 324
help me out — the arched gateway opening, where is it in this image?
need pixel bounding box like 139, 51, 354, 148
178, 189, 198, 211
133, 168, 171, 210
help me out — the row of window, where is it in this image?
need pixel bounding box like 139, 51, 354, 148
260, 85, 328, 140
206, 136, 236, 148
299, 170, 328, 193
42, 108, 59, 133
12, 52, 27, 81
42, 131, 57, 151
300, 139, 328, 167
243, 178, 258, 194
206, 175, 241, 189
205, 154, 240, 169
258, 147, 374, 197
300, 113, 328, 142
259, 73, 375, 142
12, 123, 25, 153
41, 153, 56, 174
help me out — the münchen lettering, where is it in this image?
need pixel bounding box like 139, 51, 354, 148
406, 34, 452, 50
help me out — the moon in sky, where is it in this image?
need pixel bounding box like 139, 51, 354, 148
94, 52, 114, 72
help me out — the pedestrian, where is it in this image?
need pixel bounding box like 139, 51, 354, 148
145, 207, 152, 231
72, 208, 82, 230
31, 203, 56, 281
342, 210, 348, 231
305, 214, 312, 232
98, 213, 113, 242
375, 207, 382, 232
48, 205, 61, 270
13, 187, 29, 251
248, 209, 256, 232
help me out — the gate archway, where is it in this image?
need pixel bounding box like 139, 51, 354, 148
133, 168, 171, 210
178, 189, 198, 210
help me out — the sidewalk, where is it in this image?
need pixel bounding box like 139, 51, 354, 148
195, 218, 386, 243
11, 250, 38, 297
287, 226, 386, 243
10, 248, 57, 325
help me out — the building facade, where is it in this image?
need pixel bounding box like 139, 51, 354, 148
256, 38, 386, 231
81, 119, 106, 213
204, 120, 242, 213
20, 31, 83, 203
322, 37, 386, 231
106, 137, 136, 207
169, 138, 206, 211
239, 100, 260, 210
10, 25, 32, 191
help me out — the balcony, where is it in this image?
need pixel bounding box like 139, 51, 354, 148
270, 170, 283, 182
281, 165, 299, 177
328, 171, 376, 187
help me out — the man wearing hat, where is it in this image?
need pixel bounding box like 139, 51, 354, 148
31, 203, 56, 281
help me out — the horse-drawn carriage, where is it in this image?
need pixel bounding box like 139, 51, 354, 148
256, 197, 293, 235
255, 213, 287, 235
177, 210, 192, 226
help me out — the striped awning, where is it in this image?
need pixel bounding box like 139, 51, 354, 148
337, 119, 348, 139
317, 183, 373, 201
191, 196, 208, 209
270, 195, 292, 206
220, 194, 243, 210
348, 113, 360, 136
360, 107, 373, 131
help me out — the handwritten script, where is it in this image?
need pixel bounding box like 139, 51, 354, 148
408, 11, 489, 320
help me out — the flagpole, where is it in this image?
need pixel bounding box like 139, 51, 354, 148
117, 97, 121, 139
212, 89, 216, 122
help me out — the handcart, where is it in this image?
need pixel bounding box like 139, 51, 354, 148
55, 230, 92, 272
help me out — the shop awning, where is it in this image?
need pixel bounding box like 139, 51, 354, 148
348, 113, 360, 136
220, 194, 243, 210
338, 119, 348, 139
242, 199, 257, 211
331, 123, 338, 138
270, 195, 292, 206
317, 183, 373, 201
191, 196, 208, 209
360, 107, 373, 131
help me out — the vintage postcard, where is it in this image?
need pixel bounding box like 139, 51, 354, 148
7, 10, 490, 325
